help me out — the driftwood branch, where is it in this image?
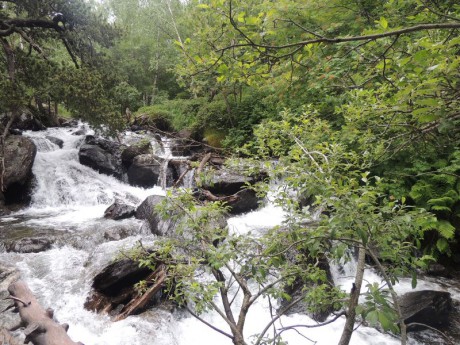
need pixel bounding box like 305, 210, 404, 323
114, 265, 167, 321
7, 280, 84, 345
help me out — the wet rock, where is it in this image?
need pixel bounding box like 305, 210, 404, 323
92, 259, 152, 295
6, 237, 54, 253
11, 111, 46, 131
127, 154, 175, 188
78, 135, 125, 178
203, 168, 264, 195
135, 195, 174, 235
59, 119, 78, 127
1, 135, 36, 207
45, 135, 64, 148
227, 188, 260, 214
198, 167, 265, 214
104, 200, 135, 220
85, 258, 165, 317
103, 226, 134, 241
426, 263, 451, 278
121, 140, 151, 167
72, 128, 86, 136
400, 290, 453, 331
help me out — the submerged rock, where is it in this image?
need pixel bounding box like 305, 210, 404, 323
45, 135, 64, 148
6, 237, 55, 253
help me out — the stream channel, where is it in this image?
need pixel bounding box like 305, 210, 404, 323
0, 124, 458, 345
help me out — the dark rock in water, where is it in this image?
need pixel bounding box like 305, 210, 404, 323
45, 135, 64, 148
9, 128, 22, 135
11, 111, 46, 131
227, 188, 260, 215
426, 263, 451, 278
279, 251, 336, 322
104, 200, 135, 220
79, 135, 125, 178
60, 119, 78, 127
85, 258, 168, 317
128, 154, 175, 188
203, 168, 264, 195
1, 136, 36, 207
91, 259, 152, 296
401, 290, 453, 331
6, 237, 54, 253
72, 128, 86, 136
135, 195, 170, 235
121, 141, 151, 167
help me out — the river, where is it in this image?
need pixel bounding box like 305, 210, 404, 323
0, 125, 456, 344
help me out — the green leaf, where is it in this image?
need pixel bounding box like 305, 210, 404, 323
436, 237, 449, 252
411, 271, 417, 289
378, 17, 388, 29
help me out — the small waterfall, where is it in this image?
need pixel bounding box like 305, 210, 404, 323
32, 137, 60, 152
158, 157, 171, 190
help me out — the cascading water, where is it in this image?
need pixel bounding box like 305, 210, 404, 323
0, 125, 455, 344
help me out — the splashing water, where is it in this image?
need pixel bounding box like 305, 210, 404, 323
0, 125, 453, 345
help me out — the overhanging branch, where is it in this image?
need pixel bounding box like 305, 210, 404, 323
218, 22, 460, 52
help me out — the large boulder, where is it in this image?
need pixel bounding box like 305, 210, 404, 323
1, 135, 37, 207
400, 290, 453, 331
78, 135, 125, 178
104, 200, 135, 220
127, 154, 175, 188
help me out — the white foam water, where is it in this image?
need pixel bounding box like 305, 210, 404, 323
0, 125, 451, 345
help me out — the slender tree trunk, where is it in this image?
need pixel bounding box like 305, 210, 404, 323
338, 245, 366, 345
367, 248, 407, 345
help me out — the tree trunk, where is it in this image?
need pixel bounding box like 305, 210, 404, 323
7, 280, 83, 345
338, 246, 366, 345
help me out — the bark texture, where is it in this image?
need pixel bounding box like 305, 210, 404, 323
7, 280, 84, 345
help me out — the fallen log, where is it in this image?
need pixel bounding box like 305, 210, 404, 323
7, 280, 83, 345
